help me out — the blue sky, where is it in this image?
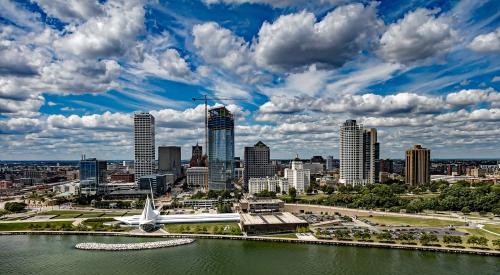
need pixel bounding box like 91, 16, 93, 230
0, 0, 499, 160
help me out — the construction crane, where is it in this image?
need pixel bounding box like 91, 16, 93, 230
192, 95, 246, 191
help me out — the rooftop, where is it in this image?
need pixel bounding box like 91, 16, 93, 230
240, 212, 307, 225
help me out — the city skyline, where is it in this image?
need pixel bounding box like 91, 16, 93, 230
1, 0, 500, 160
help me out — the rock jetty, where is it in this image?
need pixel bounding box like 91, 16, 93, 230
75, 238, 194, 251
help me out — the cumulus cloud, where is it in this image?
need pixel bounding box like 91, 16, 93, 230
468, 27, 500, 53
445, 88, 500, 107
379, 8, 457, 63
54, 0, 144, 59
259, 88, 500, 120
192, 22, 253, 75
35, 0, 104, 23
132, 48, 195, 82
254, 3, 383, 70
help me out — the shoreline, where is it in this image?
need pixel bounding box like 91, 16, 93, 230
1, 231, 498, 257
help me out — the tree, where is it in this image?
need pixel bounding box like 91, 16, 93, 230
400, 233, 416, 242
207, 190, 219, 199
289, 187, 297, 202
492, 239, 500, 249
461, 207, 471, 215
443, 235, 462, 245
466, 236, 488, 247
4, 202, 27, 212
377, 232, 392, 241
420, 233, 438, 245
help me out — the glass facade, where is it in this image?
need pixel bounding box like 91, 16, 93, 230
208, 107, 234, 191
79, 158, 107, 195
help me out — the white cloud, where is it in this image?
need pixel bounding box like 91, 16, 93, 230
203, 0, 349, 8
445, 88, 500, 107
379, 8, 457, 63
54, 0, 145, 59
254, 3, 382, 70
132, 48, 195, 82
468, 27, 500, 53
192, 22, 253, 75
35, 0, 104, 23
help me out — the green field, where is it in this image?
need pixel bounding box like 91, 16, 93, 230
164, 222, 242, 235
0, 221, 73, 231
296, 194, 329, 201
482, 224, 500, 235
361, 215, 465, 227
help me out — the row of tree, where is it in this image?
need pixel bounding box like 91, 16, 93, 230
302, 181, 500, 214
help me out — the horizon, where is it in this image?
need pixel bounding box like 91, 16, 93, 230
1, 0, 499, 160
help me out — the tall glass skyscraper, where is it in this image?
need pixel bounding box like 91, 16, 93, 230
208, 106, 234, 191
79, 157, 107, 195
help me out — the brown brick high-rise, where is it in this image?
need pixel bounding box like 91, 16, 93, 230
405, 145, 430, 185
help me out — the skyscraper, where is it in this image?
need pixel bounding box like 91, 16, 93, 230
363, 128, 380, 184
244, 141, 275, 190
405, 144, 431, 185
326, 156, 334, 171
158, 146, 181, 178
79, 157, 107, 195
208, 106, 234, 191
339, 120, 364, 185
134, 112, 155, 184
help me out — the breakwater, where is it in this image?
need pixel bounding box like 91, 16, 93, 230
75, 238, 194, 251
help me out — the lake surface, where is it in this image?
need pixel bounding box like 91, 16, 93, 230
0, 235, 498, 275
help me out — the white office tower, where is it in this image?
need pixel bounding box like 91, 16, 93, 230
134, 112, 155, 184
339, 120, 364, 185
284, 155, 310, 193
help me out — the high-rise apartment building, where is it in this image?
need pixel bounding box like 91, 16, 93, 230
363, 128, 380, 184
134, 112, 155, 184
405, 144, 430, 185
158, 146, 181, 178
284, 155, 310, 193
208, 106, 234, 191
339, 120, 364, 185
244, 141, 275, 190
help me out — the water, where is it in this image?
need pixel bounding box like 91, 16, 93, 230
0, 235, 498, 275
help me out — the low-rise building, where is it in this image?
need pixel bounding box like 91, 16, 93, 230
239, 198, 284, 213
138, 174, 171, 195
0, 180, 13, 190
187, 167, 208, 190
53, 182, 79, 196
183, 199, 234, 209
240, 212, 308, 235
248, 176, 285, 195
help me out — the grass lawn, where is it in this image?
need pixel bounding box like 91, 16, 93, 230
262, 233, 298, 239
361, 215, 465, 227
123, 211, 142, 216
0, 221, 73, 231
296, 194, 328, 201
164, 222, 242, 235
79, 212, 105, 218
482, 224, 500, 235
100, 212, 127, 217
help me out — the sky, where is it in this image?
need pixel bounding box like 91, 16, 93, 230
0, 0, 499, 160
